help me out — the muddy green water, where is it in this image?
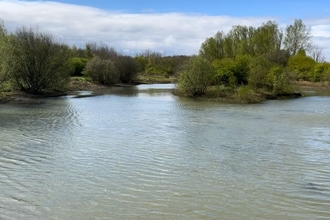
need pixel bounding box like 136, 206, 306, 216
0, 84, 330, 220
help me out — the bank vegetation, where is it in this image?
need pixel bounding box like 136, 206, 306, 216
0, 19, 329, 103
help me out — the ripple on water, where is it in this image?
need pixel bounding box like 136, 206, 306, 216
0, 91, 330, 219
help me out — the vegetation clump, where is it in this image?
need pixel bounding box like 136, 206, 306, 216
176, 19, 329, 103
6, 27, 71, 94
177, 56, 214, 97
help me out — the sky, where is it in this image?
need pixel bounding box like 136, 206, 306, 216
0, 0, 330, 59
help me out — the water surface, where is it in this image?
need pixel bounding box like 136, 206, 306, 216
0, 84, 330, 219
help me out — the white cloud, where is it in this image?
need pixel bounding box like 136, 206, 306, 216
1, 0, 330, 60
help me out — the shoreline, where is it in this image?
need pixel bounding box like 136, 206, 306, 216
1, 80, 329, 105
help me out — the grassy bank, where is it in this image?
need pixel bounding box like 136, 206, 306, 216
174, 85, 304, 104
136, 72, 175, 84
1, 77, 328, 105
292, 80, 330, 91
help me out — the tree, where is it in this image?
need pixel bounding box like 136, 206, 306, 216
84, 56, 119, 85
248, 56, 273, 90
7, 27, 71, 94
116, 55, 138, 83
213, 55, 250, 86
266, 49, 290, 66
69, 57, 88, 76
288, 49, 316, 81
226, 25, 255, 56
0, 20, 7, 85
252, 21, 283, 55
199, 31, 225, 62
309, 45, 326, 63
177, 56, 214, 97
283, 19, 312, 56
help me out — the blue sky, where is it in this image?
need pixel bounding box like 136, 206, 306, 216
30, 0, 330, 17
1, 0, 330, 59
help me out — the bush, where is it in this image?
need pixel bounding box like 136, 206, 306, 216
177, 56, 214, 97
248, 56, 273, 90
288, 50, 316, 81
69, 57, 88, 76
267, 66, 293, 95
266, 49, 290, 66
237, 86, 262, 103
84, 56, 119, 85
6, 27, 70, 94
320, 63, 330, 82
213, 55, 250, 87
311, 63, 330, 82
116, 55, 138, 83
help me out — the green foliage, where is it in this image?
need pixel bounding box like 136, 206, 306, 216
135, 51, 189, 79
225, 25, 255, 56
288, 50, 316, 80
267, 66, 293, 94
84, 56, 119, 85
200, 21, 283, 59
85, 43, 139, 83
252, 21, 282, 55
237, 86, 262, 103
248, 56, 273, 90
177, 56, 214, 97
199, 31, 225, 62
69, 57, 88, 76
213, 55, 250, 86
85, 43, 93, 59
134, 55, 148, 73
213, 58, 236, 86
266, 49, 290, 66
70, 45, 86, 58
313, 63, 330, 82
6, 27, 70, 94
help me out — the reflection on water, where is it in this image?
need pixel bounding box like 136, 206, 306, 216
0, 84, 330, 220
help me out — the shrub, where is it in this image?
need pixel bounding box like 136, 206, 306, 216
320, 63, 330, 82
311, 63, 330, 82
248, 56, 273, 90
84, 56, 119, 85
288, 50, 316, 81
177, 56, 214, 97
266, 49, 290, 66
267, 66, 293, 95
237, 86, 262, 103
213, 55, 250, 86
116, 55, 139, 83
69, 57, 88, 76
7, 27, 70, 94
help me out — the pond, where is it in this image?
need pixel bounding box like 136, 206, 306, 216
0, 84, 330, 219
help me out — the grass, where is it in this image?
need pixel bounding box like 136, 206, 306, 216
137, 72, 175, 84
292, 80, 330, 90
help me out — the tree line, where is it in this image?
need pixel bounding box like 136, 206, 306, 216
0, 19, 329, 100
177, 19, 330, 101
0, 20, 187, 95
